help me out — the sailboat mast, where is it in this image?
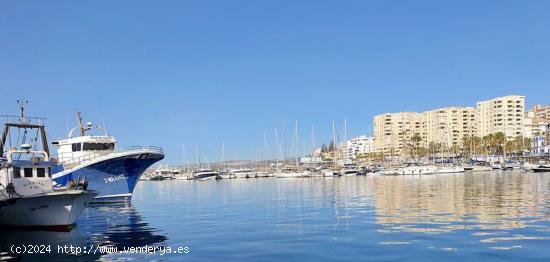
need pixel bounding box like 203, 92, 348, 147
263, 131, 268, 169
222, 142, 225, 169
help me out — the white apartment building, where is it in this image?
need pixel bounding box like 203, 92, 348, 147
476, 95, 525, 139
343, 135, 375, 160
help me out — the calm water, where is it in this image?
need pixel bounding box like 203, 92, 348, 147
2, 171, 550, 261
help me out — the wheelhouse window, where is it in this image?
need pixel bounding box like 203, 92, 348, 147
83, 143, 115, 151
24, 168, 33, 178
37, 168, 46, 177
48, 167, 52, 177
13, 167, 21, 178
72, 143, 82, 152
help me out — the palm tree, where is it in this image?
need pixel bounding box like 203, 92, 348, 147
494, 132, 506, 155
482, 134, 494, 155
410, 133, 422, 156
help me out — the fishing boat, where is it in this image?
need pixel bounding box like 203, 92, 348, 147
51, 112, 164, 203
192, 169, 218, 181
0, 105, 97, 229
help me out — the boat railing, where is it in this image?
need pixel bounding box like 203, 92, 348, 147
1, 114, 46, 126
52, 146, 164, 170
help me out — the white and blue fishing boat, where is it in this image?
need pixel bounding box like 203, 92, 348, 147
51, 112, 164, 203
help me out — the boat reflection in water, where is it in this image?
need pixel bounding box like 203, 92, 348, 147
0, 203, 167, 261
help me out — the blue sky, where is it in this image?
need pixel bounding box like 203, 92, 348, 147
1, 0, 550, 164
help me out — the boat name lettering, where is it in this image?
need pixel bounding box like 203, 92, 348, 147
104, 174, 126, 183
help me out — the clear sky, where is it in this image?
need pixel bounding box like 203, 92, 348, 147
1, 0, 550, 165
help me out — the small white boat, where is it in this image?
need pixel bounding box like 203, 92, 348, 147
502, 161, 520, 170
375, 169, 399, 175
192, 169, 218, 181
322, 169, 339, 177
216, 170, 235, 179
175, 171, 194, 180
340, 164, 360, 176
491, 162, 503, 170
151, 166, 178, 180
464, 165, 493, 172
433, 166, 465, 174
255, 171, 272, 178
274, 167, 309, 178
531, 165, 550, 173
231, 169, 253, 179
395, 163, 437, 175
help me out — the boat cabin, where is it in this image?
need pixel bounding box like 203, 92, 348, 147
0, 149, 53, 199
52, 112, 117, 164
53, 135, 117, 163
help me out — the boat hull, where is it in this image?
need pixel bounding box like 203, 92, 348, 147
52, 151, 164, 203
0, 190, 97, 229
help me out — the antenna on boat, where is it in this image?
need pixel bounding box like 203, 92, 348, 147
76, 112, 93, 136
17, 99, 28, 124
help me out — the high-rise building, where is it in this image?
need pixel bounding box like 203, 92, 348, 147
373, 95, 527, 155
530, 104, 550, 119
475, 95, 525, 139
423, 107, 477, 148
524, 105, 550, 137
373, 112, 424, 155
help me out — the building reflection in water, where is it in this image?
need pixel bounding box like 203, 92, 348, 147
267, 171, 550, 239
372, 171, 550, 234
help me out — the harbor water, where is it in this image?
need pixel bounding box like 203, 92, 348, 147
1, 171, 549, 261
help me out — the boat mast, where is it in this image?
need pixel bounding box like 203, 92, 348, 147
263, 131, 268, 170
222, 142, 225, 170
0, 101, 49, 156
182, 143, 190, 171
294, 119, 299, 166
77, 112, 86, 136
332, 120, 336, 168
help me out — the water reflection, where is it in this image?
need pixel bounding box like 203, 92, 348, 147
0, 203, 167, 261
373, 172, 550, 233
